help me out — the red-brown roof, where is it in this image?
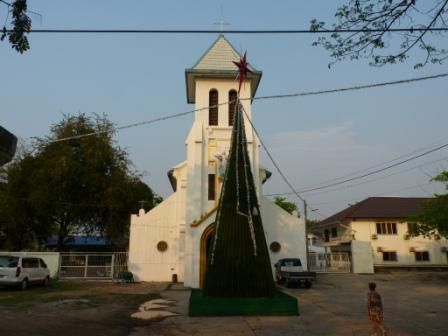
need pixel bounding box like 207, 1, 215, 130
318, 197, 429, 226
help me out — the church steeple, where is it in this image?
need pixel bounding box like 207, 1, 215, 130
185, 35, 262, 104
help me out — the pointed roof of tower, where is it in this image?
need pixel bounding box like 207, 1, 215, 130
185, 35, 262, 103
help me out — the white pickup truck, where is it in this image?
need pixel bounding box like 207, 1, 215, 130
274, 258, 316, 288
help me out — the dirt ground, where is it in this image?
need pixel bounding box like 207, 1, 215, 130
0, 281, 168, 336
1, 273, 447, 336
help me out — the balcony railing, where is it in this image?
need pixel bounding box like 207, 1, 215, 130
329, 234, 354, 242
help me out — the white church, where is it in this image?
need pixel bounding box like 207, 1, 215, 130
128, 35, 307, 288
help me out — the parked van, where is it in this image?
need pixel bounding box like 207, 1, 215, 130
0, 255, 50, 290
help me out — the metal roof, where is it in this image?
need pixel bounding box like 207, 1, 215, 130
318, 197, 429, 226
185, 35, 262, 103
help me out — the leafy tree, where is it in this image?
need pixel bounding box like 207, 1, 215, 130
409, 171, 448, 238
311, 0, 448, 68
1, 0, 31, 53
0, 114, 158, 250
274, 196, 299, 215
0, 152, 51, 250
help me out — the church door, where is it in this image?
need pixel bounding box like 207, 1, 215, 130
199, 223, 215, 288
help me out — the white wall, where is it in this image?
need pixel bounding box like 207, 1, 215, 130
351, 240, 374, 274
260, 196, 308, 272
352, 220, 448, 266
0, 251, 60, 278
128, 194, 182, 282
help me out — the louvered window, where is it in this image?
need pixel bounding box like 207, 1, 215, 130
208, 174, 216, 200
209, 89, 218, 126
228, 90, 237, 126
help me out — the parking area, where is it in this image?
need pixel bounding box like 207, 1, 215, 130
136, 272, 448, 336
1, 273, 447, 336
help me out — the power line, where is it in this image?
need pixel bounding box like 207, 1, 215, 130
240, 103, 305, 203
303, 157, 448, 197
274, 136, 448, 193
267, 142, 448, 196
239, 104, 325, 219
267, 156, 447, 198
266, 152, 448, 198
6, 28, 448, 34
44, 72, 448, 144
250, 73, 448, 102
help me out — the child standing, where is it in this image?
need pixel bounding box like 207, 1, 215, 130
367, 282, 387, 336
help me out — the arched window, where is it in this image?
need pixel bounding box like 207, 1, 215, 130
228, 90, 237, 126
209, 89, 218, 126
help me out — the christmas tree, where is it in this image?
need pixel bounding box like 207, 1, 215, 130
203, 101, 275, 297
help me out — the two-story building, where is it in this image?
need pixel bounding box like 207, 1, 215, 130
313, 197, 448, 273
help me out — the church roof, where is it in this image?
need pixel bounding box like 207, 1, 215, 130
185, 35, 262, 103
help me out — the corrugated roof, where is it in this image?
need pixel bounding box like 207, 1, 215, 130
318, 197, 429, 226
192, 35, 256, 72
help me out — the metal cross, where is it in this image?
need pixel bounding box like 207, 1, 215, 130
214, 18, 230, 32
214, 7, 230, 32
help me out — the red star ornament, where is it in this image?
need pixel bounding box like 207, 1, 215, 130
233, 52, 252, 94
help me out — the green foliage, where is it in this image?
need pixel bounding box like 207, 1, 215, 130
274, 197, 298, 215
0, 114, 157, 250
1, 0, 31, 53
408, 171, 448, 238
311, 0, 448, 68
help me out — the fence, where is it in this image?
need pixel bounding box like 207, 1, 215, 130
308, 252, 351, 273
59, 252, 128, 280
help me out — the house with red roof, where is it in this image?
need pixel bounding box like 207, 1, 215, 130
313, 197, 448, 273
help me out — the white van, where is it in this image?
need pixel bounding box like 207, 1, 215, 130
0, 255, 50, 290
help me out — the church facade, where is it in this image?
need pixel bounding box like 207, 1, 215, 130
128, 35, 306, 288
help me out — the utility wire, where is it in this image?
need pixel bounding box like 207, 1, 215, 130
6, 28, 448, 34
45, 72, 448, 144
266, 152, 448, 197
273, 135, 448, 192
266, 156, 448, 198
267, 142, 448, 196
303, 157, 448, 197
239, 104, 325, 219
250, 73, 448, 102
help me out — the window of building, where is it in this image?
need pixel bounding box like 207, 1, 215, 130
407, 222, 419, 237
324, 229, 330, 242
208, 174, 216, 200
415, 251, 430, 262
209, 89, 218, 126
331, 227, 338, 238
376, 222, 397, 235
382, 251, 397, 262
228, 90, 237, 126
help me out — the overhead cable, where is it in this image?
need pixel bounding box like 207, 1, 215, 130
45, 72, 448, 144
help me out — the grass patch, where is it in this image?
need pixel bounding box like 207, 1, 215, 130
189, 289, 299, 316
0, 280, 85, 306
0, 281, 160, 308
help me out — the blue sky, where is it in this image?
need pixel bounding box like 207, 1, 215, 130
1, 1, 447, 218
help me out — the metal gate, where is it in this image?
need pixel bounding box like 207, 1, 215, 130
59, 252, 128, 280
308, 252, 351, 273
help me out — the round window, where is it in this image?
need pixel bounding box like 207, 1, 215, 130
157, 241, 168, 252
270, 241, 281, 253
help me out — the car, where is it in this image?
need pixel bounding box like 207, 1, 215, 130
0, 255, 50, 290
274, 258, 316, 288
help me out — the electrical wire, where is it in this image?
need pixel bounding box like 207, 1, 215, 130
6, 28, 448, 34
266, 142, 448, 196
45, 72, 448, 144
271, 135, 448, 192
266, 156, 448, 197
239, 104, 326, 218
